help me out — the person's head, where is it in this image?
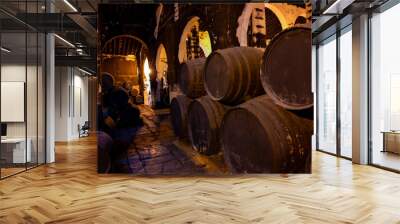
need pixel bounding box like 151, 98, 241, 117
131, 87, 139, 97
112, 88, 129, 109
121, 81, 128, 89
101, 72, 115, 92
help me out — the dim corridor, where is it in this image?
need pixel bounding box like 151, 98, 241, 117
113, 105, 215, 174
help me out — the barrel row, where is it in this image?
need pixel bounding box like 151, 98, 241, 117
178, 27, 312, 110
171, 94, 312, 173
178, 46, 265, 105
171, 26, 313, 173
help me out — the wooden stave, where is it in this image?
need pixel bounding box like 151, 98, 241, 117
179, 58, 207, 98
170, 95, 192, 138
260, 26, 313, 110
204, 47, 265, 105
187, 96, 228, 155
221, 95, 312, 173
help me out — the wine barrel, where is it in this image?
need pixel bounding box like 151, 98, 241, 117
221, 95, 312, 173
170, 95, 192, 138
188, 96, 228, 155
204, 47, 265, 105
261, 27, 313, 110
179, 58, 206, 98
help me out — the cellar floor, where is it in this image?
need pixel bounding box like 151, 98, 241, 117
113, 105, 226, 175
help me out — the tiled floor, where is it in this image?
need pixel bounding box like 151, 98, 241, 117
111, 106, 207, 174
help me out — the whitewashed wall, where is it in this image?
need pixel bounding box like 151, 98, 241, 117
55, 66, 89, 141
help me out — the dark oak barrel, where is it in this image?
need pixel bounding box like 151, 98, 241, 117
179, 58, 207, 98
204, 47, 265, 105
188, 96, 228, 155
170, 95, 192, 138
221, 95, 312, 173
261, 26, 313, 110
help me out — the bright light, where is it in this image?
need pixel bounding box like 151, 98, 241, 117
144, 58, 151, 78
63, 0, 78, 12
143, 58, 152, 105
1, 47, 11, 53
143, 58, 151, 94
199, 31, 212, 57
126, 54, 136, 61
54, 34, 75, 48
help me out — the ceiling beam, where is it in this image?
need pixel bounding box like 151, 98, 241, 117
55, 55, 96, 71
67, 13, 97, 46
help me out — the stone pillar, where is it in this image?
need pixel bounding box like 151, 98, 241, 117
352, 14, 369, 164
45, 0, 55, 163
46, 32, 55, 163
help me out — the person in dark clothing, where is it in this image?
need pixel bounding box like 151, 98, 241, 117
98, 73, 118, 135
106, 88, 143, 172
98, 72, 143, 173
108, 88, 143, 130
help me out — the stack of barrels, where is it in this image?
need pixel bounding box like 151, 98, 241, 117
171, 26, 313, 173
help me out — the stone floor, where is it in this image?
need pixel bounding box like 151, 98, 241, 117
114, 105, 206, 175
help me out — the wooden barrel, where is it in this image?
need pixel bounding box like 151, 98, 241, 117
170, 95, 192, 138
179, 58, 206, 98
188, 96, 228, 155
221, 95, 312, 173
204, 47, 265, 105
261, 27, 313, 110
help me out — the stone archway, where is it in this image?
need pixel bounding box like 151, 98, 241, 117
178, 16, 212, 64
156, 43, 168, 80
236, 3, 309, 47
154, 43, 170, 106
100, 35, 152, 105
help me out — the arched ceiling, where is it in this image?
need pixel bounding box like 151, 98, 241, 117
101, 35, 148, 57
98, 4, 158, 48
